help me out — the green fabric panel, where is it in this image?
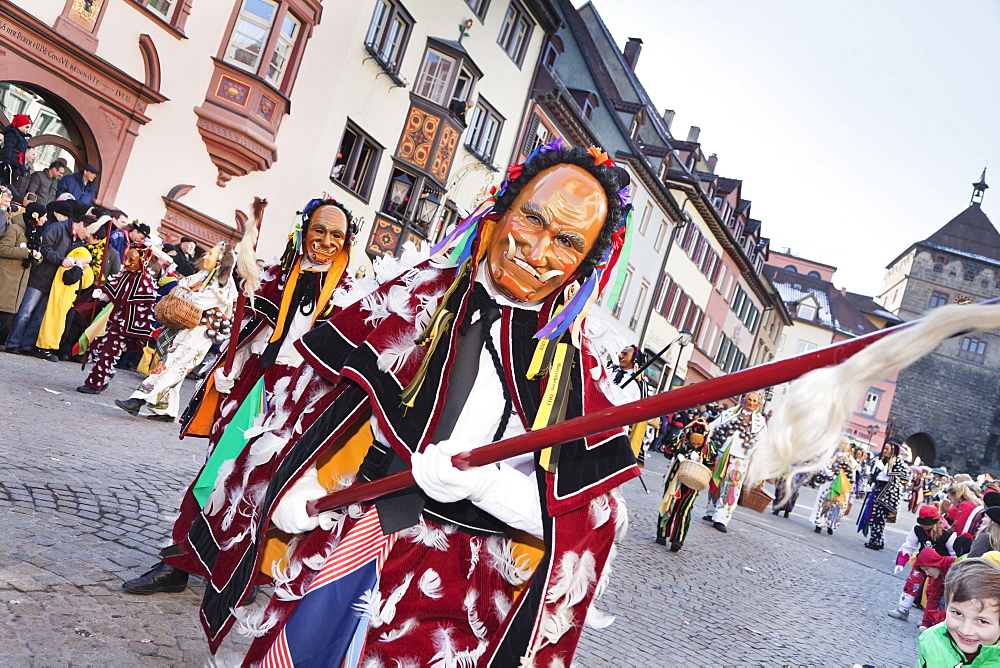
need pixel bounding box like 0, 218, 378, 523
192, 377, 266, 507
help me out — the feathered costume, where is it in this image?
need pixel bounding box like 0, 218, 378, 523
165, 142, 641, 666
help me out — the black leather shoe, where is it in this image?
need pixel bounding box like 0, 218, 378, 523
34, 350, 58, 362
771, 509, 780, 515
122, 562, 188, 595
146, 414, 175, 422
863, 542, 884, 550
702, 515, 714, 522
827, 527, 833, 535
76, 385, 102, 394
669, 541, 682, 552
783, 510, 790, 518
814, 526, 822, 533
654, 536, 667, 546
713, 522, 728, 533
115, 398, 145, 416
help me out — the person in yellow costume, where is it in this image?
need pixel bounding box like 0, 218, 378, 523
35, 245, 94, 351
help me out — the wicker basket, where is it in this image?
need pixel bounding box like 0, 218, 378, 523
738, 486, 774, 513
676, 459, 711, 491
154, 286, 203, 330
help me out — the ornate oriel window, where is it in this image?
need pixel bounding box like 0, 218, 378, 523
130, 0, 194, 34
194, 0, 321, 185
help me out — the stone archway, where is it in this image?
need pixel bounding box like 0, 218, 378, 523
0, 81, 98, 175
904, 432, 938, 467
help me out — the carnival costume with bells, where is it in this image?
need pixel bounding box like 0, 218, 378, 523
163, 142, 641, 666
80, 248, 157, 391
657, 420, 718, 551
704, 395, 768, 528
125, 244, 238, 419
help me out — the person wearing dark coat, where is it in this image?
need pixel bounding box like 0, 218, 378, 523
3, 213, 88, 356
24, 160, 67, 206
56, 164, 99, 206
0, 202, 44, 340
0, 115, 32, 188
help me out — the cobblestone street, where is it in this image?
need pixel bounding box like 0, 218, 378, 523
0, 354, 922, 666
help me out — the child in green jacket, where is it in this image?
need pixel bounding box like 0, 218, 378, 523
918, 553, 1000, 666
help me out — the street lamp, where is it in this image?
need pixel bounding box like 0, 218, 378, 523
416, 190, 442, 228
626, 328, 692, 391
388, 173, 413, 215
657, 329, 694, 394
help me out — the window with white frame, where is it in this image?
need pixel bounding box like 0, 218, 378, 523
796, 340, 817, 354
630, 282, 648, 330
466, 0, 489, 20
133, 0, 190, 28
365, 0, 413, 74
224, 0, 303, 88
862, 390, 880, 416
498, 2, 533, 64
654, 219, 668, 251
465, 98, 503, 162
638, 201, 653, 235
613, 267, 633, 318
414, 44, 479, 109
797, 302, 817, 320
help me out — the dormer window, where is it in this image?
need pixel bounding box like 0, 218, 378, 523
797, 301, 817, 320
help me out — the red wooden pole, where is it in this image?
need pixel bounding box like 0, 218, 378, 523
308, 317, 917, 515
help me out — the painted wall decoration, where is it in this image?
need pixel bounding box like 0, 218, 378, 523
216, 76, 251, 106
69, 0, 104, 31
367, 215, 404, 257
396, 106, 438, 170
431, 124, 459, 183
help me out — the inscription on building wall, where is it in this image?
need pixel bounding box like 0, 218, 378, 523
0, 18, 136, 107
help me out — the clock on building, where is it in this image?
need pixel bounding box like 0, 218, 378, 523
955, 294, 973, 305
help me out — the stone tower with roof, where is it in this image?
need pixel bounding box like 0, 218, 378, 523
877, 170, 1000, 471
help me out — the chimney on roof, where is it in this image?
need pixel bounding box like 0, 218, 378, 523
687, 126, 700, 143
622, 37, 643, 71
707, 153, 718, 173
662, 109, 675, 131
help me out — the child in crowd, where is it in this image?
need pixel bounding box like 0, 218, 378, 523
912, 547, 957, 630
889, 506, 969, 622
918, 554, 1000, 666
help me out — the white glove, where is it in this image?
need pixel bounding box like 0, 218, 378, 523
92, 289, 108, 302
271, 466, 328, 534
213, 366, 237, 393
894, 565, 904, 574
411, 439, 498, 504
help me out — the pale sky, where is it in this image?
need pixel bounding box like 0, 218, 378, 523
587, 0, 1000, 296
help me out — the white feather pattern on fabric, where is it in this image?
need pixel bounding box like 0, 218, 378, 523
486, 537, 532, 586
385, 285, 414, 322
378, 571, 414, 626
406, 518, 450, 551
376, 330, 420, 375
359, 655, 384, 668
545, 551, 596, 607
361, 292, 391, 325
204, 458, 236, 517
611, 489, 629, 541
463, 589, 488, 640
593, 544, 616, 601
389, 659, 420, 668
467, 536, 481, 579
418, 568, 444, 599
353, 587, 385, 627
492, 590, 511, 621
378, 618, 417, 643
584, 606, 616, 629
231, 602, 283, 638
428, 623, 485, 668
748, 302, 1000, 484
538, 605, 574, 646
547, 657, 566, 668
589, 496, 611, 529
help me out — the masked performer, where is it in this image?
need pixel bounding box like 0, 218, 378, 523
167, 143, 639, 666
702, 391, 767, 533
858, 441, 912, 550
115, 243, 237, 422
122, 198, 356, 594
656, 418, 716, 551
76, 247, 157, 394
809, 438, 858, 535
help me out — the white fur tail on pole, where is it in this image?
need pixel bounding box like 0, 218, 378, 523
235, 197, 266, 297
748, 302, 1000, 485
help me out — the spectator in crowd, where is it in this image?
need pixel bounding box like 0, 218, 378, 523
163, 236, 199, 276
0, 201, 44, 341
107, 209, 130, 259
4, 207, 91, 357
0, 114, 32, 188
10, 146, 36, 202
35, 242, 95, 360
969, 494, 1000, 557
23, 159, 66, 206
56, 164, 99, 206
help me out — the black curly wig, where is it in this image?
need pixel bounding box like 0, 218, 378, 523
492, 146, 630, 274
